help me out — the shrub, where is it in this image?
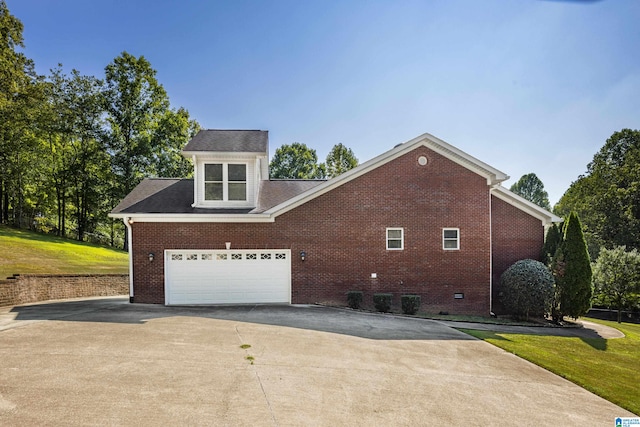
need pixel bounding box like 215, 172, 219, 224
373, 293, 392, 313
401, 295, 421, 315
500, 259, 555, 320
346, 291, 363, 309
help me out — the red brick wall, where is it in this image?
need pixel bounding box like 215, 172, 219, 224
131, 146, 496, 315
491, 195, 545, 313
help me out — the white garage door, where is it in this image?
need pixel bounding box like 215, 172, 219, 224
165, 249, 291, 305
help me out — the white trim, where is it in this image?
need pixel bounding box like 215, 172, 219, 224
386, 227, 404, 250
491, 185, 562, 225
198, 161, 253, 208
442, 228, 460, 250
123, 218, 134, 299
110, 213, 274, 223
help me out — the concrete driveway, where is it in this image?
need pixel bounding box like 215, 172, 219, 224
0, 297, 634, 426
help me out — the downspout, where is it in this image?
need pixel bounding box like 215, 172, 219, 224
123, 217, 134, 303
489, 183, 499, 317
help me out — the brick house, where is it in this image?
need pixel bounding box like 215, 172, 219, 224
110, 130, 559, 315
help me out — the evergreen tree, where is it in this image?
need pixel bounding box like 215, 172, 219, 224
554, 211, 593, 319
541, 223, 562, 266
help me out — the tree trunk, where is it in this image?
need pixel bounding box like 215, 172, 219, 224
0, 179, 4, 223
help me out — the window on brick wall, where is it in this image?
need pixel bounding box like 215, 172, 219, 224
443, 228, 460, 250
386, 228, 404, 250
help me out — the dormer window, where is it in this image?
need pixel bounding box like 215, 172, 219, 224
204, 163, 247, 201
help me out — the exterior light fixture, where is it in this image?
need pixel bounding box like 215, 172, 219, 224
127, 217, 134, 225
148, 252, 155, 262
300, 250, 306, 261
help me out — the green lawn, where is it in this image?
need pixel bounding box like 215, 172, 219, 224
460, 318, 640, 416
0, 225, 129, 279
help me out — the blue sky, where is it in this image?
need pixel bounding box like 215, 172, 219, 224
9, 0, 640, 205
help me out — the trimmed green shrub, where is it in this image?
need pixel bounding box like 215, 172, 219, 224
499, 259, 555, 320
346, 291, 363, 309
373, 293, 392, 313
401, 295, 421, 315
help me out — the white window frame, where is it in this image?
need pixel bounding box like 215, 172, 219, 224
443, 228, 460, 250
386, 227, 404, 250
203, 162, 247, 202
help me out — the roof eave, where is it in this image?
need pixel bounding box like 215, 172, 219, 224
491, 186, 562, 225
181, 150, 267, 157
108, 212, 274, 223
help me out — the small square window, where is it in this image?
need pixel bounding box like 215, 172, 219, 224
443, 228, 460, 250
386, 228, 404, 250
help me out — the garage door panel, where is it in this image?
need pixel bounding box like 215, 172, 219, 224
165, 250, 291, 305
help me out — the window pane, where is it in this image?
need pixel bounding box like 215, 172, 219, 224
205, 164, 222, 181
444, 240, 458, 249
444, 229, 458, 239
388, 239, 402, 249
205, 183, 223, 200
228, 164, 246, 181
387, 229, 402, 239
228, 183, 246, 200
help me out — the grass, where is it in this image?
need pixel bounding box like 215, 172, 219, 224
460, 318, 640, 415
416, 312, 546, 326
0, 225, 129, 279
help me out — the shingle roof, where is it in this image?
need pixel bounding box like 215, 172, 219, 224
182, 130, 268, 153
252, 180, 325, 213
110, 178, 323, 215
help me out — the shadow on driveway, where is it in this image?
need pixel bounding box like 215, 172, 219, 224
2, 296, 475, 341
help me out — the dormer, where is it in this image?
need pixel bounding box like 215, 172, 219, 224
182, 130, 269, 209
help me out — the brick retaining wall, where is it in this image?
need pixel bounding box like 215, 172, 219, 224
0, 274, 129, 307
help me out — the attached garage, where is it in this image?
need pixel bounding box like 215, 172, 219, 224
164, 249, 291, 305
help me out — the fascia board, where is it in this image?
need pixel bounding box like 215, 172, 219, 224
266, 133, 509, 217
181, 151, 266, 158
108, 213, 274, 223
491, 186, 562, 225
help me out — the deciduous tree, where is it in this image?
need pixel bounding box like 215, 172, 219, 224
102, 51, 169, 199
510, 173, 551, 210
269, 142, 326, 179
0, 0, 43, 226
592, 246, 640, 323
325, 143, 358, 178
149, 107, 200, 178
555, 129, 640, 252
